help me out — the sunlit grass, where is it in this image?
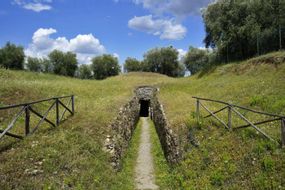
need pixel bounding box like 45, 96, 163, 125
0, 52, 285, 189
149, 118, 178, 189
0, 70, 173, 189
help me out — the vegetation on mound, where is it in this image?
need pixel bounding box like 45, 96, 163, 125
158, 58, 285, 189
247, 51, 285, 65
113, 119, 142, 189
0, 53, 285, 189
172, 118, 284, 189
0, 70, 173, 189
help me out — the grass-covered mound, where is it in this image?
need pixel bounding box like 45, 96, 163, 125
158, 52, 285, 189
0, 51, 284, 189
0, 70, 172, 189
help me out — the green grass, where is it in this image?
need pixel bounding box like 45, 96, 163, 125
157, 57, 285, 189
0, 70, 173, 189
111, 119, 142, 190
248, 50, 285, 65
149, 118, 178, 189
1, 52, 285, 189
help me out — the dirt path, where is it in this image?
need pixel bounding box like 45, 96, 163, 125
135, 117, 159, 190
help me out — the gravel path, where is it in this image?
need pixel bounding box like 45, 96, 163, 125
135, 117, 159, 190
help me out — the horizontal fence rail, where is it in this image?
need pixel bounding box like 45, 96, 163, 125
0, 95, 75, 141
193, 97, 285, 148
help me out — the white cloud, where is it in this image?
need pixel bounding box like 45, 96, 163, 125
113, 53, 120, 59
128, 15, 186, 40
13, 0, 53, 12
133, 0, 213, 17
129, 0, 213, 40
23, 3, 52, 12
177, 48, 187, 61
25, 28, 106, 64
129, 0, 214, 40
69, 34, 105, 54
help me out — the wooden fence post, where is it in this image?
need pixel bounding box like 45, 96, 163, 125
281, 118, 285, 148
25, 105, 30, 136
56, 98, 59, 126
71, 95, 75, 115
196, 99, 200, 122
228, 106, 232, 130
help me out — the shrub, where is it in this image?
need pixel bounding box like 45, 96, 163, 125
77, 64, 92, 79
184, 47, 219, 75
48, 50, 78, 77
124, 57, 141, 72
26, 57, 43, 72
142, 46, 183, 77
0, 42, 25, 70
91, 54, 120, 80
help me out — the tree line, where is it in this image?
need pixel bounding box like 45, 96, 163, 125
124, 46, 186, 77
0, 42, 120, 80
125, 0, 285, 75
0, 42, 186, 79
203, 0, 285, 62
1, 0, 284, 78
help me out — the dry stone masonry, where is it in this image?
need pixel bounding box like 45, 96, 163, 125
104, 86, 182, 169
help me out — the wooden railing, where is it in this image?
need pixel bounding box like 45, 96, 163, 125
193, 97, 285, 147
0, 95, 74, 140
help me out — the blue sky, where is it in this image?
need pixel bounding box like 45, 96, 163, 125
0, 0, 212, 64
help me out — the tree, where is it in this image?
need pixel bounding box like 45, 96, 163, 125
175, 62, 186, 77
26, 57, 43, 72
143, 46, 180, 77
0, 42, 25, 70
124, 57, 142, 72
48, 50, 78, 77
77, 64, 92, 79
184, 47, 210, 75
42, 58, 53, 73
91, 54, 120, 80
203, 0, 285, 62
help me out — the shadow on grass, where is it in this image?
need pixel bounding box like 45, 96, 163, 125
0, 139, 20, 153
0, 126, 57, 154
197, 65, 218, 78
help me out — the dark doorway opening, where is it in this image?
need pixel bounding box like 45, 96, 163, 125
140, 100, 150, 117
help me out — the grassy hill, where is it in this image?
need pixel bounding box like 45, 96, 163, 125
0, 52, 285, 189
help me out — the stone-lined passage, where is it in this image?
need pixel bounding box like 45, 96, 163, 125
135, 117, 158, 190
104, 86, 182, 169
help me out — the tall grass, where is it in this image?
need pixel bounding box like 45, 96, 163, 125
0, 52, 285, 189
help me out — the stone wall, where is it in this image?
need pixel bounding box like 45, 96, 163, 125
104, 96, 140, 169
104, 86, 182, 169
150, 96, 182, 164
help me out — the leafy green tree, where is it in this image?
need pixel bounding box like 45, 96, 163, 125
203, 0, 285, 62
124, 57, 142, 72
26, 57, 43, 72
42, 58, 53, 73
77, 64, 92, 79
184, 47, 210, 75
143, 46, 180, 77
175, 62, 186, 77
91, 54, 120, 80
0, 42, 25, 70
48, 50, 78, 77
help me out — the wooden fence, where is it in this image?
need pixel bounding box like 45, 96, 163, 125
193, 97, 285, 147
0, 95, 74, 141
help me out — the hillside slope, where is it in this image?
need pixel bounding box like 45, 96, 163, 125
0, 71, 173, 189
0, 52, 285, 189
158, 52, 285, 189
